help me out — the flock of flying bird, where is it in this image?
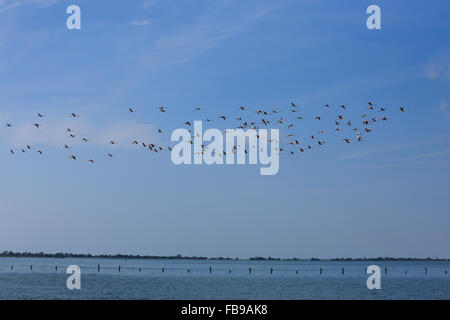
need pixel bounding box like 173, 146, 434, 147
4, 103, 407, 163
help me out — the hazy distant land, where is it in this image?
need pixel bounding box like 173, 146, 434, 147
1, 251, 448, 261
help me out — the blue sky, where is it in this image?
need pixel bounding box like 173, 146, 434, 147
0, 0, 449, 258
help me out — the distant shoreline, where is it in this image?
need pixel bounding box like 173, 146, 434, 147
1, 251, 449, 261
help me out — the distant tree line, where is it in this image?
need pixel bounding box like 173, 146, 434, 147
0, 251, 209, 260
0, 251, 448, 261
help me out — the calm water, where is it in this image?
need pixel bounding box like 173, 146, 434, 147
0, 257, 449, 299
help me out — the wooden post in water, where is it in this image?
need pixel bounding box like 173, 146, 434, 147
162, 267, 165, 273
424, 268, 427, 275
341, 268, 344, 275
118, 265, 121, 272
385, 267, 387, 275
209, 266, 212, 274
320, 268, 323, 274
405, 269, 408, 275
270, 267, 273, 274
248, 267, 252, 274
296, 269, 298, 274
30, 265, 32, 271
97, 264, 100, 272
10, 265, 13, 270
55, 266, 58, 271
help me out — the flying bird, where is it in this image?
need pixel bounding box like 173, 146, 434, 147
5, 97, 406, 169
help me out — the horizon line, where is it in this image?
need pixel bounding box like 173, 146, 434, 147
1, 251, 449, 261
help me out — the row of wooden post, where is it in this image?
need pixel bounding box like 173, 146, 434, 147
10, 264, 449, 275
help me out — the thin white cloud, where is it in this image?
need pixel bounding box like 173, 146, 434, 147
0, 0, 58, 14
139, 0, 292, 68
338, 136, 450, 161
296, 66, 423, 105
3, 118, 159, 150
142, 0, 157, 9
406, 149, 450, 160
131, 20, 150, 27
438, 99, 450, 118
425, 52, 450, 80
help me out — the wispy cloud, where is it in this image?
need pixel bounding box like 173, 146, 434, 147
0, 0, 58, 14
338, 136, 450, 161
406, 149, 450, 160
439, 99, 450, 118
2, 118, 159, 150
425, 51, 450, 80
131, 20, 149, 27
139, 0, 292, 68
296, 66, 423, 104
142, 0, 157, 9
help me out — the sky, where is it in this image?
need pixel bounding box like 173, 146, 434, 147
0, 0, 449, 259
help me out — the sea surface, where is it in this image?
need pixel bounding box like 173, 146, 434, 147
0, 257, 449, 299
